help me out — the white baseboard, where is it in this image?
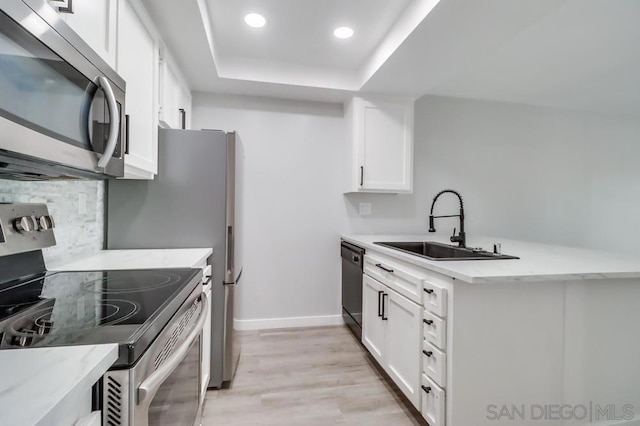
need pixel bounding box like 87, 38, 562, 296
234, 314, 344, 331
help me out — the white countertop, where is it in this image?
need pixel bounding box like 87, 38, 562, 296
342, 234, 640, 283
47, 248, 212, 271
0, 344, 117, 426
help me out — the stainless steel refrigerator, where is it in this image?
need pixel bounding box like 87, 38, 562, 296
106, 129, 243, 388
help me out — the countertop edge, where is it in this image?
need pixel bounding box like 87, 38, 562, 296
341, 234, 640, 284
47, 248, 213, 271
0, 344, 118, 426
41, 344, 118, 425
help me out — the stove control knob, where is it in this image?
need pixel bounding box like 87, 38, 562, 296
13, 216, 37, 233
37, 215, 55, 231
36, 320, 54, 335
12, 329, 36, 347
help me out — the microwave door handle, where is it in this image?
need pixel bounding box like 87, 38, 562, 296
96, 76, 120, 169
137, 292, 208, 419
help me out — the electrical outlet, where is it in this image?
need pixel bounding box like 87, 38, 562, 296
78, 193, 87, 215
359, 202, 372, 216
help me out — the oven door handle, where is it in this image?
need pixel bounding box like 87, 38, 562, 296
137, 292, 208, 411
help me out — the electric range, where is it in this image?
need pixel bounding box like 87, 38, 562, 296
0, 267, 201, 367
0, 203, 207, 425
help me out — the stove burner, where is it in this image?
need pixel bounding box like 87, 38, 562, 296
0, 279, 46, 318
0, 296, 43, 317
81, 273, 181, 294
8, 299, 140, 338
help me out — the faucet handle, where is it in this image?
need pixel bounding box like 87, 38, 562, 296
450, 228, 463, 244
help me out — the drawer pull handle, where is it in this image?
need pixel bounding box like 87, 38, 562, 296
424, 288, 434, 294
423, 350, 433, 357
375, 263, 394, 273
421, 385, 432, 394
423, 319, 434, 325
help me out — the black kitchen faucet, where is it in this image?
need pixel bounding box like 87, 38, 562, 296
428, 189, 466, 248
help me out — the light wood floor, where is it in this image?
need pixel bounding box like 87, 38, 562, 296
201, 325, 427, 425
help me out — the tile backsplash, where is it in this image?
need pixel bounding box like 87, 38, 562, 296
0, 180, 104, 266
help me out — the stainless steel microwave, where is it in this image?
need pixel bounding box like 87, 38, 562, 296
0, 0, 125, 179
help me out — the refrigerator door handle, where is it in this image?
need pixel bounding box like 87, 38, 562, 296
223, 269, 242, 287
226, 225, 234, 280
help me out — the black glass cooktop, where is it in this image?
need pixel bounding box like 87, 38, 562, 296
0, 268, 201, 367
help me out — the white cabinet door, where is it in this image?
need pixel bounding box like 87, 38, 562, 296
74, 411, 101, 426
385, 288, 422, 409
159, 56, 192, 130
117, 0, 158, 179
158, 55, 180, 129
345, 96, 413, 193
362, 275, 386, 364
52, 0, 117, 68
201, 278, 212, 401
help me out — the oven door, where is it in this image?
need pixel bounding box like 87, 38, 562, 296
0, 0, 125, 179
102, 290, 207, 426
136, 291, 208, 426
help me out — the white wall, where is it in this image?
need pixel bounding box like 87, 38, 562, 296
194, 92, 640, 326
348, 95, 640, 255
192, 93, 346, 328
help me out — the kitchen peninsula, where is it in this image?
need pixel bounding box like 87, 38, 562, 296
342, 234, 640, 426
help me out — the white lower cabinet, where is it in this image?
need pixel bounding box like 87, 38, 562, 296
362, 274, 421, 409
74, 411, 102, 426
421, 374, 445, 426
200, 277, 212, 402
423, 310, 447, 350
362, 275, 386, 364
423, 339, 447, 388
385, 289, 422, 407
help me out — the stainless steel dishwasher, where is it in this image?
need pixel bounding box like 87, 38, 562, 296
341, 241, 365, 340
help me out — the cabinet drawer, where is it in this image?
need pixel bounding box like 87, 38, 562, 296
423, 340, 447, 388
423, 311, 446, 350
364, 254, 423, 304
421, 374, 445, 426
422, 280, 447, 318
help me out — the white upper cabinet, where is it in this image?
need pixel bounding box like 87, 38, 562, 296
116, 0, 159, 179
50, 0, 117, 68
159, 49, 192, 130
49, 0, 193, 179
344, 96, 414, 193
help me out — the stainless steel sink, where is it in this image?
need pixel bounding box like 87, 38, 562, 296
373, 241, 519, 261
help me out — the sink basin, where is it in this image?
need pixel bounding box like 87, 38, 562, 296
373, 241, 519, 261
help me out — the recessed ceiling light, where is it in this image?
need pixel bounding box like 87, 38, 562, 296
244, 13, 266, 28
334, 27, 354, 39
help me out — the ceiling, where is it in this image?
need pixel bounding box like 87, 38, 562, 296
209, 0, 411, 71
142, 0, 640, 116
